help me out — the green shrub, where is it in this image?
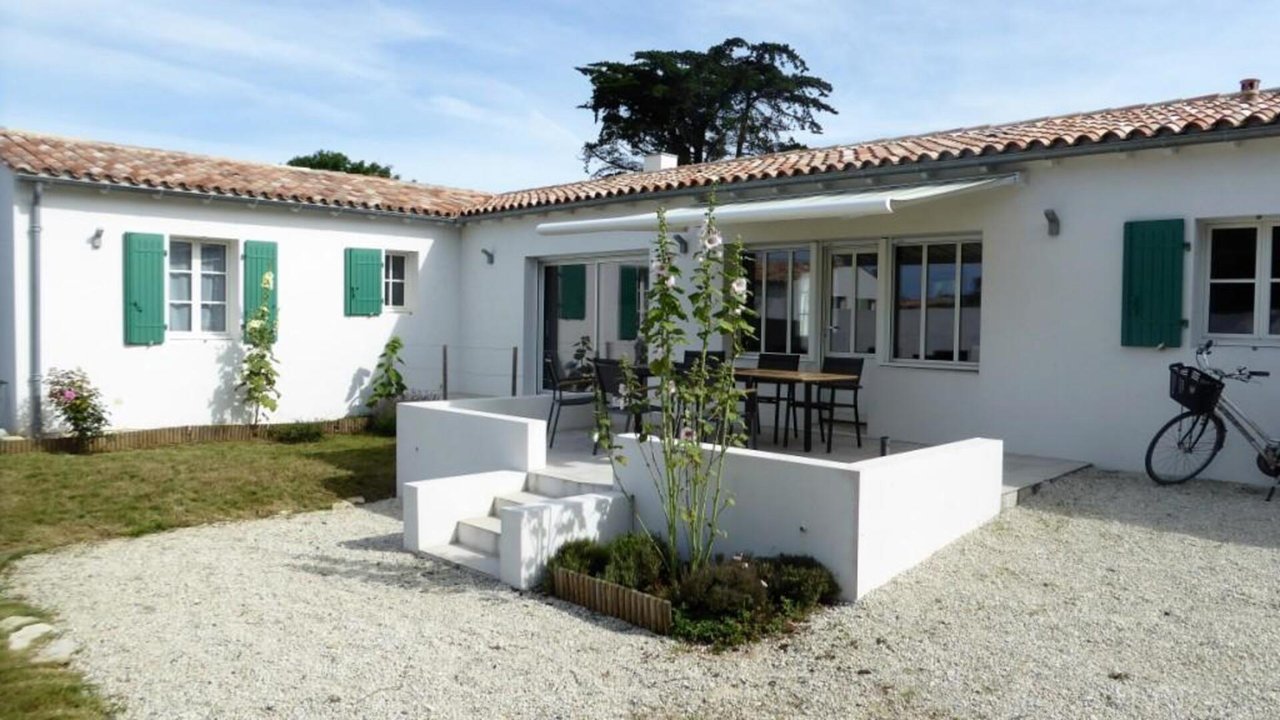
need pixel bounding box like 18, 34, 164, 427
672, 560, 768, 620
547, 539, 609, 578
756, 555, 841, 612
602, 533, 665, 591
267, 422, 326, 444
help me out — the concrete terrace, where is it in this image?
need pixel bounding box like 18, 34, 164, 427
546, 423, 1088, 509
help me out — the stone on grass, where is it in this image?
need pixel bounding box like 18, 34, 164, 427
33, 637, 77, 665
0, 615, 39, 633
8, 622, 55, 651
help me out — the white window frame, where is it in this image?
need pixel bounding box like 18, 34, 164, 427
886, 234, 982, 370
1197, 219, 1280, 346
741, 243, 817, 359
383, 251, 415, 313
167, 237, 236, 339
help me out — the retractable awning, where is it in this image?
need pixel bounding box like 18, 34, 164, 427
535, 174, 1019, 236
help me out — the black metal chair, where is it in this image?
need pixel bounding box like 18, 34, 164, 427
543, 352, 593, 448
592, 358, 658, 445
817, 356, 865, 452
755, 353, 799, 447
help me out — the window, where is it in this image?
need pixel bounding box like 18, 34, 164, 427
892, 239, 981, 363
1203, 224, 1280, 337
169, 239, 229, 334
828, 250, 878, 355
742, 247, 811, 355
384, 252, 409, 310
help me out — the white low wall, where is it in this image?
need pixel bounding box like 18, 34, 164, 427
499, 492, 632, 590
395, 395, 594, 496
852, 438, 1003, 598
613, 435, 1002, 602
402, 471, 527, 551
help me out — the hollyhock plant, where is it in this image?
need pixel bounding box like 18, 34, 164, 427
593, 194, 756, 581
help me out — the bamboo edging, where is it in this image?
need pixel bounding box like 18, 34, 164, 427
551, 567, 672, 635
0, 416, 371, 455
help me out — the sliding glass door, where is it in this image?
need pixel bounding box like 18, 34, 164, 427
541, 257, 648, 387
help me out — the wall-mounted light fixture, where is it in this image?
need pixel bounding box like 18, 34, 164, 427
673, 233, 689, 254
1044, 209, 1061, 237
89, 227, 104, 249
481, 248, 495, 264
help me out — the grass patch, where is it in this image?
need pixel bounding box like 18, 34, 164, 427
0, 433, 395, 562
0, 433, 396, 718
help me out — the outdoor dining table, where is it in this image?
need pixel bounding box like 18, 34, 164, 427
732, 368, 862, 453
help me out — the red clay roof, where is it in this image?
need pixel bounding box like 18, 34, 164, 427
467, 86, 1280, 216
4, 86, 1280, 219
0, 130, 490, 217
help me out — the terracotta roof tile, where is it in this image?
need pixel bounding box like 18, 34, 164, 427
0, 130, 490, 217
4, 86, 1280, 220
465, 87, 1280, 216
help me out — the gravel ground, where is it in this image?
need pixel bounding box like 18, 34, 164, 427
10, 469, 1280, 719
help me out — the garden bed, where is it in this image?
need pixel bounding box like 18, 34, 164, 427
546, 534, 840, 650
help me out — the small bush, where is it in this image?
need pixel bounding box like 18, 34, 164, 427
45, 367, 110, 449
268, 422, 326, 444
547, 539, 609, 578
602, 533, 665, 591
756, 555, 841, 612
672, 560, 769, 620
368, 388, 441, 437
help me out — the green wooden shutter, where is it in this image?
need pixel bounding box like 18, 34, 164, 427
1122, 219, 1185, 348
243, 241, 278, 336
558, 264, 586, 320
344, 248, 383, 317
123, 232, 166, 346
618, 265, 639, 340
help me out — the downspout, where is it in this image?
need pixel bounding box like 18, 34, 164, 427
28, 181, 42, 437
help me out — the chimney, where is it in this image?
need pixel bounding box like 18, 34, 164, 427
643, 152, 679, 173
1240, 77, 1261, 95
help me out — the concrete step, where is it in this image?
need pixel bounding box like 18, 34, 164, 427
456, 516, 501, 555
493, 490, 553, 513
422, 543, 499, 578
526, 471, 613, 499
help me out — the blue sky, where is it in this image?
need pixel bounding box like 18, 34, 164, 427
2, 0, 1279, 192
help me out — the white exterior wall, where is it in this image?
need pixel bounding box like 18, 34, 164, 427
8, 183, 460, 431
458, 138, 1280, 484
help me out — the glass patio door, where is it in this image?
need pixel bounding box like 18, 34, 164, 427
541, 257, 648, 388
824, 245, 879, 357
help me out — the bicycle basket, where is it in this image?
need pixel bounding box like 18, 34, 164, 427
1168, 363, 1224, 414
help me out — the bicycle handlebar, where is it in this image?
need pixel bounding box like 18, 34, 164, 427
1195, 340, 1268, 382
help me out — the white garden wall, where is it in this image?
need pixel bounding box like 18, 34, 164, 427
395, 395, 593, 496
5, 181, 459, 432
613, 434, 1003, 601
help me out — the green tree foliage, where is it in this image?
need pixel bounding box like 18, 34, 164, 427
285, 150, 399, 179
577, 37, 837, 177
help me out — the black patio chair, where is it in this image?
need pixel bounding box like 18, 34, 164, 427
817, 356, 865, 452
755, 353, 799, 447
543, 352, 593, 448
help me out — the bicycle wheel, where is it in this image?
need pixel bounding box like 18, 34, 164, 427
1145, 411, 1225, 485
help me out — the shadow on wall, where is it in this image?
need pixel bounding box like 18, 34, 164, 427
209, 342, 251, 424
345, 366, 373, 416
1029, 470, 1280, 551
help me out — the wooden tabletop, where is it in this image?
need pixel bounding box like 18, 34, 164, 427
733, 367, 860, 384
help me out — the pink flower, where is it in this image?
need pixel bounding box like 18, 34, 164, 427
679, 426, 696, 442
61, 389, 77, 402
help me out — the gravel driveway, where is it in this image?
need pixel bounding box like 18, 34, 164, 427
10, 469, 1280, 719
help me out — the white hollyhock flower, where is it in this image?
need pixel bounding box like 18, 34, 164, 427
261, 271, 274, 290
679, 426, 696, 442
731, 277, 748, 299
700, 225, 723, 251
664, 274, 676, 288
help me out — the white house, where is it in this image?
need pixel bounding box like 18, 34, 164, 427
4, 79, 1280, 484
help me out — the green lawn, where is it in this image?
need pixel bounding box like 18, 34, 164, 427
0, 433, 396, 719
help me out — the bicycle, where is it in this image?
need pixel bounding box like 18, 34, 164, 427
1145, 340, 1280, 499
